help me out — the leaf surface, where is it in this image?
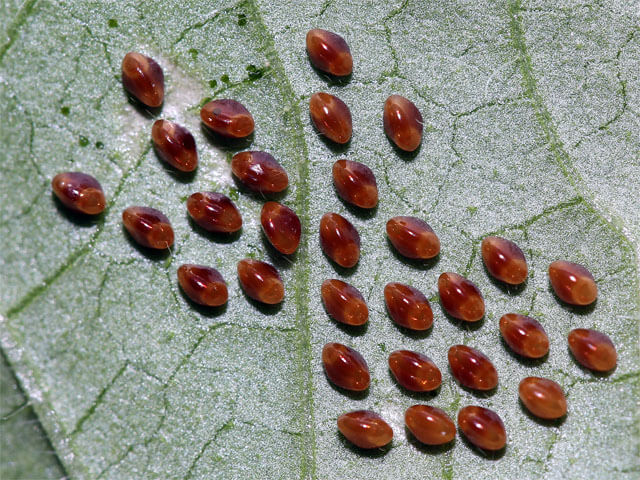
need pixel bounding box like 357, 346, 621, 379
1, 0, 639, 478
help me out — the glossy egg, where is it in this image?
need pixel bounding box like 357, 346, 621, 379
405, 405, 456, 445
384, 283, 433, 331
321, 279, 368, 326
309, 92, 352, 144
121, 52, 164, 107
51, 172, 106, 215
306, 29, 353, 76
438, 272, 485, 322
151, 120, 197, 172
200, 99, 254, 138
383, 95, 423, 152
481, 236, 528, 284
322, 342, 370, 391
386, 216, 440, 260
231, 151, 289, 194
338, 411, 393, 449
549, 260, 598, 306
388, 350, 441, 392
568, 328, 617, 372
448, 345, 498, 391
332, 160, 378, 209
187, 192, 242, 233
237, 259, 284, 304
499, 313, 549, 359
261, 202, 301, 254
177, 264, 228, 307
319, 213, 360, 268
519, 377, 567, 420
122, 206, 174, 249
458, 406, 506, 451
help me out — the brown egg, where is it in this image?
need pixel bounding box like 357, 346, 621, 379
322, 342, 370, 391
319, 213, 360, 268
405, 405, 456, 445
499, 313, 549, 359
438, 272, 485, 322
151, 120, 197, 172
384, 283, 433, 331
177, 264, 228, 307
388, 350, 441, 392
309, 93, 352, 144
200, 99, 254, 138
187, 192, 242, 233
231, 151, 289, 194
332, 160, 378, 209
481, 236, 528, 285
568, 328, 617, 372
448, 345, 498, 391
237, 259, 284, 304
519, 377, 567, 420
321, 279, 368, 326
386, 216, 440, 260
306, 29, 353, 76
51, 172, 106, 215
458, 406, 506, 450
383, 95, 423, 152
121, 52, 164, 107
260, 202, 301, 254
548, 260, 598, 306
122, 206, 174, 249
338, 411, 393, 449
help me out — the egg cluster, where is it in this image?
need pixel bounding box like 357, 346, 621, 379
50, 29, 617, 454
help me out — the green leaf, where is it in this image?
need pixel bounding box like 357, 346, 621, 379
1, 0, 639, 478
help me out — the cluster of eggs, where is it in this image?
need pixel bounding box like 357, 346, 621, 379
50, 29, 617, 454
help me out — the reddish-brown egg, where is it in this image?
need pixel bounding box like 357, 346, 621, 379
332, 160, 378, 209
438, 272, 485, 322
306, 29, 353, 76
405, 405, 456, 445
448, 345, 498, 391
549, 260, 598, 306
237, 259, 284, 304
231, 151, 289, 194
200, 99, 254, 138
321, 279, 368, 326
384, 283, 433, 331
499, 313, 549, 359
309, 93, 352, 144
458, 406, 506, 451
121, 52, 164, 108
261, 202, 301, 254
388, 350, 441, 391
187, 192, 242, 233
338, 411, 393, 449
481, 236, 528, 285
51, 172, 106, 215
177, 264, 228, 307
568, 328, 617, 372
322, 342, 370, 391
319, 213, 360, 268
383, 95, 423, 152
151, 120, 197, 172
519, 377, 567, 420
386, 216, 440, 260
122, 206, 174, 249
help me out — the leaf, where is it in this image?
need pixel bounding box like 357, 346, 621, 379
1, 0, 639, 478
